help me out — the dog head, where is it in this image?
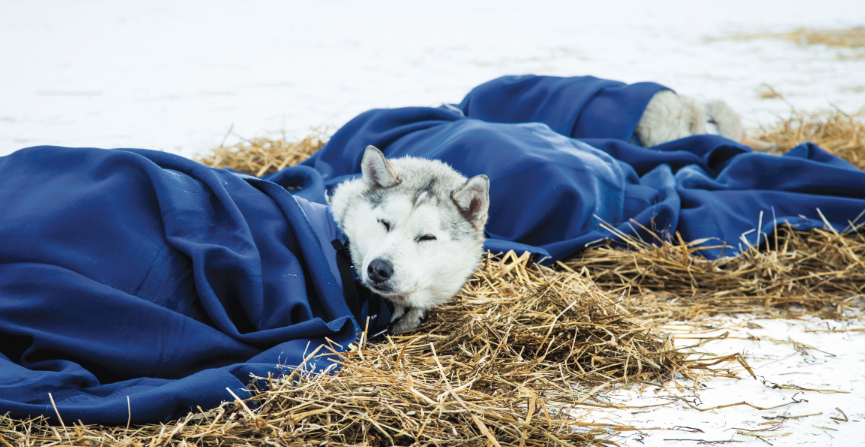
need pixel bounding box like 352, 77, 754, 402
329, 145, 489, 314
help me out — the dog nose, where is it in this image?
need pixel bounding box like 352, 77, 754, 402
367, 259, 393, 283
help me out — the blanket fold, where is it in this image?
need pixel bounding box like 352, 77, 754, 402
295, 75, 865, 260
0, 147, 358, 424
455, 74, 668, 142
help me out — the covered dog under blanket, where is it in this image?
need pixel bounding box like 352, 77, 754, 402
2, 74, 865, 426
0, 144, 487, 425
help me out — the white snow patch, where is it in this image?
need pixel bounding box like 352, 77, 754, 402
589, 317, 865, 446
2, 0, 863, 157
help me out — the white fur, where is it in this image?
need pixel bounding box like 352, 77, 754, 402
361, 146, 400, 188
329, 146, 489, 332
635, 90, 744, 147
635, 90, 706, 147
703, 99, 743, 142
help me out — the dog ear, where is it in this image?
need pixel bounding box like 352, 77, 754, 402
361, 145, 399, 188
452, 174, 490, 228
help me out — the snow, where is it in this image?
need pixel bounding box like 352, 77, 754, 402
2, 0, 864, 444
577, 317, 865, 446
2, 0, 864, 157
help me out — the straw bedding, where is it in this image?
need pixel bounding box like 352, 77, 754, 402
571, 110, 864, 322
197, 133, 328, 178
731, 26, 865, 59
2, 110, 863, 446
758, 109, 865, 170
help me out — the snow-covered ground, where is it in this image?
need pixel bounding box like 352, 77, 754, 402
583, 317, 865, 446
2, 0, 864, 157
2, 1, 864, 445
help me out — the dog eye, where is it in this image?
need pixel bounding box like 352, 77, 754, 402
417, 235, 437, 242
378, 219, 391, 232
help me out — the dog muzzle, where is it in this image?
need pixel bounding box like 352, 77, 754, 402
331, 239, 409, 339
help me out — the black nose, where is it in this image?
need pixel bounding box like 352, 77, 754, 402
367, 259, 393, 283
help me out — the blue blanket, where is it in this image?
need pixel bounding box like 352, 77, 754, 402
0, 147, 358, 424
289, 75, 865, 260
3, 74, 865, 425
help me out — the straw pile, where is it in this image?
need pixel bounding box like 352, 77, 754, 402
755, 109, 865, 170
564, 223, 865, 321
732, 26, 865, 58
2, 253, 720, 447
755, 27, 864, 49
196, 132, 326, 177
755, 83, 784, 100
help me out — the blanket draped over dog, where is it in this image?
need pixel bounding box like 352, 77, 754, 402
0, 147, 358, 424
291, 75, 865, 260
3, 74, 865, 425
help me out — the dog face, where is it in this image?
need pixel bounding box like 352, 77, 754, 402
329, 146, 489, 330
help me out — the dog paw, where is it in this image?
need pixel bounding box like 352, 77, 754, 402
390, 307, 428, 333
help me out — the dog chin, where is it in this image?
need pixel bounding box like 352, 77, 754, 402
363, 281, 411, 300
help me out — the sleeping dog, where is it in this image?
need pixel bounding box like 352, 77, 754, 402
329, 146, 489, 332
635, 90, 778, 151
325, 88, 774, 334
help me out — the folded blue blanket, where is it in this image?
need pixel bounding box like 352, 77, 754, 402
0, 147, 358, 424
3, 74, 864, 425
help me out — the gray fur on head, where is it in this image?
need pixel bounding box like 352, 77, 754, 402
329, 145, 489, 332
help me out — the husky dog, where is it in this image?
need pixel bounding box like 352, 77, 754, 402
635, 90, 778, 151
329, 146, 489, 332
